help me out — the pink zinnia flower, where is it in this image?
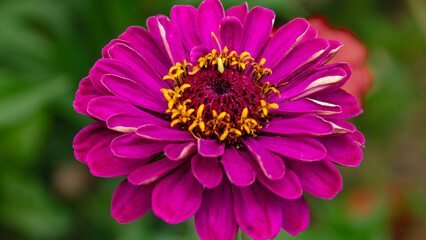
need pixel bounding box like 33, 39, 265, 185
73, 1, 364, 239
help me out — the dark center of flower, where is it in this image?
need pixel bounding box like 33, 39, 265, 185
161, 47, 280, 145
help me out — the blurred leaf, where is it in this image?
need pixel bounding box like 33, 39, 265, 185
0, 76, 70, 128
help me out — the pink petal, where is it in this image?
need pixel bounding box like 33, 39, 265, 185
73, 122, 116, 163
101, 74, 167, 113
262, 18, 309, 69
225, 2, 248, 23
257, 136, 326, 161
239, 7, 275, 58
135, 124, 194, 142
256, 167, 302, 200
87, 139, 150, 177
87, 95, 142, 121
287, 159, 342, 199
197, 138, 225, 157
152, 164, 203, 224
171, 5, 201, 52
319, 135, 363, 167
313, 88, 362, 119
271, 98, 342, 116
164, 141, 197, 161
157, 17, 189, 64
220, 147, 255, 187
243, 138, 285, 180
281, 196, 310, 236
111, 179, 154, 223
267, 38, 330, 85
347, 129, 365, 147
191, 154, 223, 189
195, 179, 238, 240
106, 112, 170, 133
219, 16, 243, 51
261, 114, 334, 136
89, 58, 134, 94
111, 133, 168, 159
234, 182, 283, 240
73, 77, 102, 117
128, 157, 184, 185
196, 0, 224, 50
147, 15, 174, 63
102, 39, 130, 58
118, 26, 172, 76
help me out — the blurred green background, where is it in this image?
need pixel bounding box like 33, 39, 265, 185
0, 0, 425, 239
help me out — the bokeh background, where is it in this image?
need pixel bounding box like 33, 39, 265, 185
1, 0, 425, 239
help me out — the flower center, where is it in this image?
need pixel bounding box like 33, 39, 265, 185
161, 47, 280, 145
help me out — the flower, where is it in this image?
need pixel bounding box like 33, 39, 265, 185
73, 1, 364, 239
308, 16, 372, 107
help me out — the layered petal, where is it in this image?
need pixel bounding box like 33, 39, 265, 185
171, 5, 201, 52
197, 0, 224, 50
111, 133, 167, 159
164, 141, 197, 161
191, 154, 223, 189
106, 112, 170, 133
195, 179, 238, 240
256, 168, 302, 200
152, 164, 203, 224
225, 2, 248, 23
262, 18, 309, 69
243, 138, 285, 180
197, 138, 225, 157
319, 135, 363, 167
257, 136, 326, 161
136, 124, 194, 142
261, 114, 334, 136
221, 147, 255, 187
219, 16, 243, 51
128, 157, 184, 185
239, 7, 275, 58
111, 179, 154, 223
287, 159, 342, 199
87, 95, 141, 121
73, 77, 102, 117
281, 197, 310, 236
234, 182, 283, 240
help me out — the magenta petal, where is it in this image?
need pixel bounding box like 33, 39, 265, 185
225, 2, 248, 23
87, 96, 141, 121
191, 154, 223, 189
261, 114, 334, 136
73, 77, 102, 117
234, 182, 283, 240
239, 7, 275, 58
102, 39, 130, 58
118, 26, 172, 76
164, 141, 197, 161
348, 130, 365, 147
277, 67, 348, 103
243, 138, 285, 180
101, 74, 167, 113
89, 58, 133, 94
195, 179, 238, 240
327, 119, 356, 134
267, 38, 330, 85
136, 124, 194, 142
300, 26, 318, 42
287, 159, 342, 199
128, 157, 184, 185
319, 135, 363, 167
171, 5, 201, 52
262, 18, 309, 69
197, 138, 225, 157
107, 112, 170, 133
111, 133, 167, 159
146, 15, 173, 63
219, 16, 243, 51
256, 168, 302, 200
314, 89, 362, 119
257, 136, 326, 161
111, 179, 154, 223
197, 0, 224, 50
157, 17, 189, 64
318, 40, 343, 66
271, 98, 342, 116
87, 140, 149, 177
281, 197, 310, 236
152, 164, 203, 224
107, 43, 165, 90
221, 147, 255, 187
73, 122, 116, 163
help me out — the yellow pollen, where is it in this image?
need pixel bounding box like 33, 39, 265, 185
160, 48, 280, 144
